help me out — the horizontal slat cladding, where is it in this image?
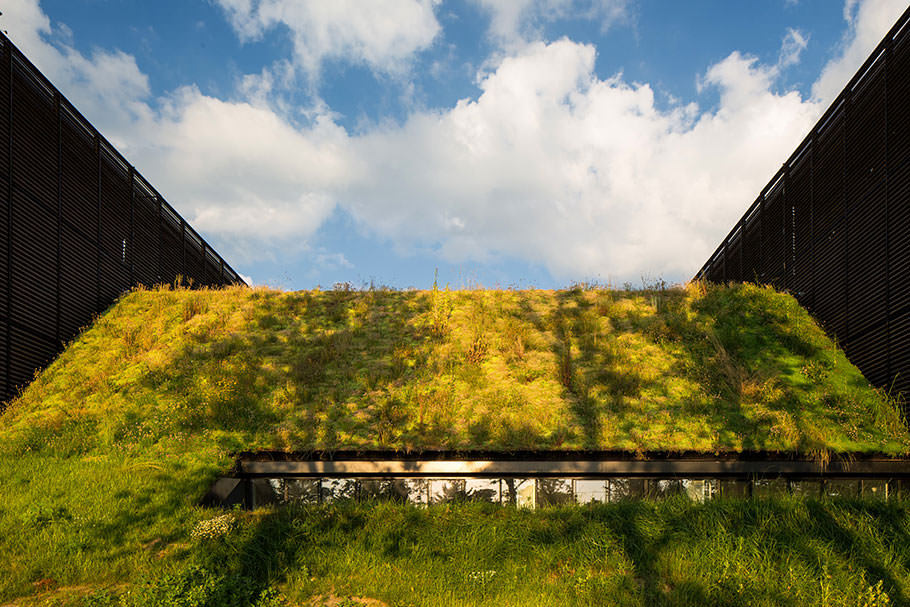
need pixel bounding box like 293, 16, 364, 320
889, 41, 910, 165
790, 162, 813, 302
725, 238, 742, 283
889, 310, 910, 401
98, 252, 130, 310
184, 239, 205, 286
60, 114, 98, 239
0, 48, 9, 179
204, 253, 222, 286
160, 220, 183, 280
889, 160, 910, 313
741, 220, 761, 283
847, 325, 890, 387
845, 65, 886, 201
10, 187, 56, 336
8, 323, 56, 395
0, 321, 6, 400
811, 215, 848, 340
760, 193, 787, 288
0, 175, 8, 320
847, 179, 888, 336
132, 191, 159, 285
99, 151, 130, 261
11, 66, 57, 208
59, 225, 97, 338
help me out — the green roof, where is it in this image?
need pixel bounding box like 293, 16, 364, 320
3, 281, 907, 455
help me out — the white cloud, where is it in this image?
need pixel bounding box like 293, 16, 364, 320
475, 0, 632, 46
213, 0, 442, 76
338, 41, 821, 279
812, 0, 907, 104
778, 28, 809, 69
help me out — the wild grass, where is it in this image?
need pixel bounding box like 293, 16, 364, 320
5, 498, 910, 606
3, 281, 904, 455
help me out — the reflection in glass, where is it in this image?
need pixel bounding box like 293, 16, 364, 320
719, 480, 751, 498
684, 479, 707, 502
574, 480, 607, 504
499, 479, 535, 507
753, 478, 787, 498
825, 480, 860, 498
431, 479, 468, 504
321, 478, 359, 503
649, 479, 683, 499
465, 479, 500, 503
862, 480, 888, 499
537, 479, 573, 507
609, 478, 646, 501
406, 479, 431, 505
789, 480, 821, 497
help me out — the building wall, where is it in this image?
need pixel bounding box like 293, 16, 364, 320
0, 33, 244, 404
696, 6, 910, 407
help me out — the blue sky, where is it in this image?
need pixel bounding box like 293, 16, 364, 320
3, 0, 907, 289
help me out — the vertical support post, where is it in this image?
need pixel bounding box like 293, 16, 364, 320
95, 138, 102, 313
4, 41, 13, 403
180, 218, 186, 284
54, 92, 61, 345
842, 96, 850, 346
738, 217, 745, 281
884, 43, 892, 390
128, 166, 134, 286
156, 195, 163, 284
721, 237, 728, 282
243, 478, 255, 510
809, 131, 816, 312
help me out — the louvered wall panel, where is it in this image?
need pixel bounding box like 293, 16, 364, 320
10, 188, 56, 338
846, 179, 888, 337
11, 61, 56, 208
789, 157, 813, 307
132, 183, 159, 285
59, 225, 98, 339
8, 324, 56, 398
60, 110, 98, 243
0, 45, 9, 181
0, 175, 8, 322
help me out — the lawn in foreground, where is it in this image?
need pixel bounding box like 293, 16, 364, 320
5, 498, 909, 607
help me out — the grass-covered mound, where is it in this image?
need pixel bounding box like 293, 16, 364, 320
0, 281, 909, 605
3, 281, 907, 455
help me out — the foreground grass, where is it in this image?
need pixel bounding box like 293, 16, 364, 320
4, 498, 910, 606
1, 281, 908, 605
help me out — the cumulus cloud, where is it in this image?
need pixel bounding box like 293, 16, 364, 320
474, 0, 632, 46
213, 0, 442, 76
339, 40, 821, 279
812, 0, 907, 104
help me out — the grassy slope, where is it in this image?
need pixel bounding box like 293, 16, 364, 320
1, 282, 908, 605
3, 282, 906, 455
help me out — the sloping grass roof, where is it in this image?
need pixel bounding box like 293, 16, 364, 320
3, 281, 906, 455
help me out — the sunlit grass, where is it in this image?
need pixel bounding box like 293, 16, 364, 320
3, 281, 906, 455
